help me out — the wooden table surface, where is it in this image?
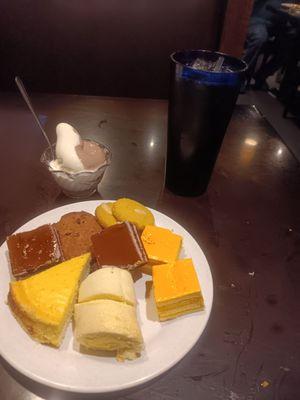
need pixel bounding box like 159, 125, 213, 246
0, 93, 299, 400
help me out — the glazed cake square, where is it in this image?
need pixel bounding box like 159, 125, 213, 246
91, 221, 148, 270
7, 224, 62, 278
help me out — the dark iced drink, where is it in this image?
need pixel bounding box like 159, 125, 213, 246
166, 50, 247, 196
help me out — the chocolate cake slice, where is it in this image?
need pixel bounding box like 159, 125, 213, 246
7, 224, 62, 278
91, 221, 148, 270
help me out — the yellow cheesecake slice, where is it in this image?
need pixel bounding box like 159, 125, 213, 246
8, 253, 90, 347
78, 267, 136, 306
141, 225, 182, 275
152, 258, 204, 321
74, 299, 143, 361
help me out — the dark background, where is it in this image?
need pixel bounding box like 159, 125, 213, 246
0, 0, 227, 98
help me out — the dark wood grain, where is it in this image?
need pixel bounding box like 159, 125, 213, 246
0, 94, 299, 400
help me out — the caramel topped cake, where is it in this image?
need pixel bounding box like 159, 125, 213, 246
55, 211, 102, 260
7, 224, 62, 278
91, 222, 148, 270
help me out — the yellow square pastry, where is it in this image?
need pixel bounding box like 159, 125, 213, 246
152, 258, 204, 321
141, 225, 182, 269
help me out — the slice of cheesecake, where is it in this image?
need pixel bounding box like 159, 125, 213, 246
8, 253, 90, 347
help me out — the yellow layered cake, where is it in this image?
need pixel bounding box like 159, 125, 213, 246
74, 266, 143, 361
8, 253, 90, 347
152, 258, 204, 321
141, 225, 182, 274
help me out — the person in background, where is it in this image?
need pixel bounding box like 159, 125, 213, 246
243, 0, 284, 90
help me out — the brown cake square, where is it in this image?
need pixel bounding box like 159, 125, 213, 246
55, 211, 102, 260
7, 224, 62, 278
91, 221, 148, 270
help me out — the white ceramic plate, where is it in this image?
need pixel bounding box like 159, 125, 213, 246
0, 200, 213, 393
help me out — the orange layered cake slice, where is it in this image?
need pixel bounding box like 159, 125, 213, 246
141, 225, 182, 274
152, 258, 204, 321
8, 253, 90, 347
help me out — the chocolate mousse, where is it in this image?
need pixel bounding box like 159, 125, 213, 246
75, 140, 106, 170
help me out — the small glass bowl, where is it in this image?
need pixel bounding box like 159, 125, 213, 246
41, 140, 112, 198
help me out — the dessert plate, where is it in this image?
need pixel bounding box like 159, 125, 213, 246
0, 200, 213, 393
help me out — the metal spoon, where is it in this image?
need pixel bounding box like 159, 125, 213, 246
15, 76, 54, 158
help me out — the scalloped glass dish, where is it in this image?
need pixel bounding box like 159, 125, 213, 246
41, 141, 112, 198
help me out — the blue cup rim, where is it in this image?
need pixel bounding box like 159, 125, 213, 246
170, 49, 248, 75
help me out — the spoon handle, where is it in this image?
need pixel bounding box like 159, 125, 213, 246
15, 76, 54, 157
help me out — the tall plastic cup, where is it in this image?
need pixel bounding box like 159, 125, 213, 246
166, 50, 247, 196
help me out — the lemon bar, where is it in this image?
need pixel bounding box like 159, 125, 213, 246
152, 258, 204, 321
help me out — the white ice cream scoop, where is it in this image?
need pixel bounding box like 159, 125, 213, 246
55, 123, 84, 172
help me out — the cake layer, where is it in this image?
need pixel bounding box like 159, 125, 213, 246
74, 299, 143, 360
78, 267, 136, 305
156, 296, 204, 312
8, 253, 90, 347
158, 303, 203, 321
